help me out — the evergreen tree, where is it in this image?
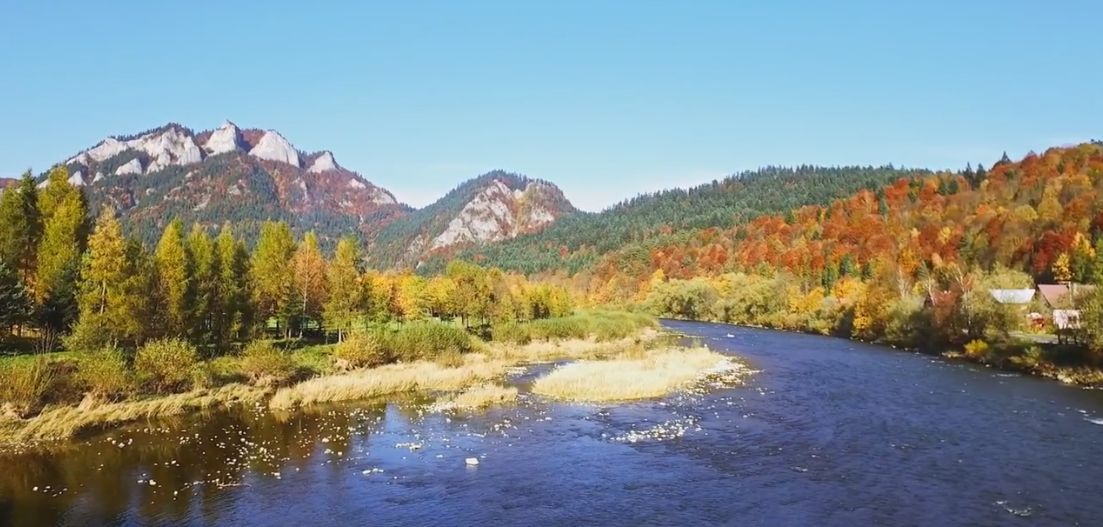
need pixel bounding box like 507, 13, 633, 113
324, 236, 362, 341
251, 221, 296, 337
154, 219, 193, 336
0, 260, 32, 335
0, 172, 43, 289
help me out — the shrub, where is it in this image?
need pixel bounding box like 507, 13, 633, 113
0, 358, 56, 417
333, 331, 389, 369
490, 322, 531, 344
134, 338, 199, 393
239, 341, 296, 386
963, 339, 990, 361
382, 322, 473, 362
77, 348, 131, 400
526, 317, 588, 341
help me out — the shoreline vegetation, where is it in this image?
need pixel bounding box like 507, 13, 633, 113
1, 311, 750, 450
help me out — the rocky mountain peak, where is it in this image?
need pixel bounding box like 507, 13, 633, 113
248, 131, 300, 167
203, 120, 244, 155
307, 151, 339, 173
428, 175, 572, 251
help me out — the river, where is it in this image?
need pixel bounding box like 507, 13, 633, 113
3, 320, 1103, 526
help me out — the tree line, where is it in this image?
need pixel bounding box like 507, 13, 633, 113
0, 166, 572, 354
585, 143, 1103, 365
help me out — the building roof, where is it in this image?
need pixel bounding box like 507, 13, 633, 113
1037, 283, 1096, 308
989, 289, 1035, 304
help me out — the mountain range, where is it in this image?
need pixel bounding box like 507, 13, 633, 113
24, 120, 1033, 274
42, 121, 575, 264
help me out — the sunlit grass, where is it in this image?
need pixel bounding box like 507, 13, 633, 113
269, 354, 510, 410
1, 384, 267, 445
531, 346, 741, 402
430, 383, 518, 412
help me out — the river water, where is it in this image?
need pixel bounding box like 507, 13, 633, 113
3, 320, 1103, 526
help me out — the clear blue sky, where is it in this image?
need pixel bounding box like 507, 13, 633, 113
1, 1, 1099, 211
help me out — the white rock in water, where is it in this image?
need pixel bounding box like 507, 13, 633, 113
116, 158, 143, 176
465, 457, 479, 466
249, 131, 300, 167
203, 120, 244, 155
307, 151, 339, 173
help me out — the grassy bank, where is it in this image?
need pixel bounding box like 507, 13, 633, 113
531, 346, 745, 402
0, 311, 660, 448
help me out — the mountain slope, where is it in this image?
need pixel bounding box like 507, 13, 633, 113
52, 121, 405, 246
577, 143, 1103, 304
438, 165, 933, 274
368, 171, 576, 267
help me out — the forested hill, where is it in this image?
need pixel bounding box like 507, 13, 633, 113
435, 165, 934, 274
581, 143, 1103, 307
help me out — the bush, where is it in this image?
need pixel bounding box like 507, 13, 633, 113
333, 332, 389, 370
964, 340, 990, 361
63, 320, 113, 353
516, 311, 656, 343
77, 348, 131, 400
526, 317, 588, 341
490, 322, 532, 344
134, 338, 199, 393
0, 358, 56, 417
239, 341, 296, 386
382, 322, 473, 362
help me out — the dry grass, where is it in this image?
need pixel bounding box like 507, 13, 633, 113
0, 384, 267, 446
270, 330, 665, 410
486, 328, 664, 363
531, 346, 741, 402
0, 327, 675, 448
269, 354, 511, 410
430, 383, 518, 412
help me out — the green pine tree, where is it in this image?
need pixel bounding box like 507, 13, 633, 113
0, 172, 43, 289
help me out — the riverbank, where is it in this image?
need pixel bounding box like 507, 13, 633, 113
0, 312, 744, 450
660, 315, 1103, 388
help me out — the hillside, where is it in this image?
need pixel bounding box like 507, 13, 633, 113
438, 165, 932, 274
53, 121, 405, 246
368, 171, 576, 267
579, 143, 1103, 305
